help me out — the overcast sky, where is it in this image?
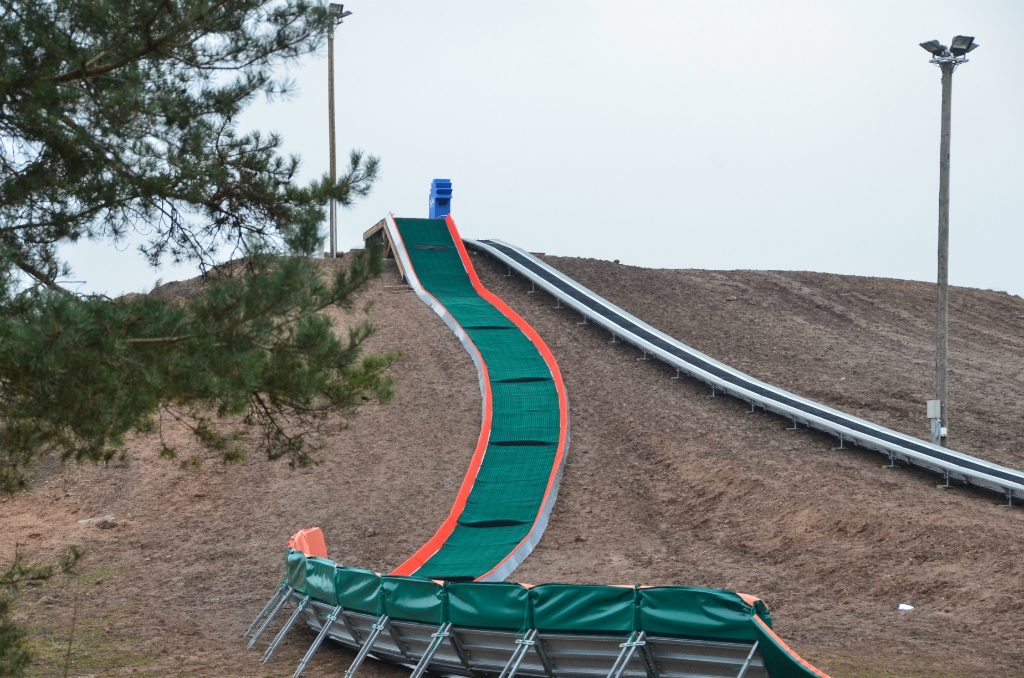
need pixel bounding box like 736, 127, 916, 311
65, 0, 1024, 298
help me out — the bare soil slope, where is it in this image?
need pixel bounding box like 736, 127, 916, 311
2, 251, 1022, 677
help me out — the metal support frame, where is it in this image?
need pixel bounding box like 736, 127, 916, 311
247, 587, 295, 650
555, 298, 563, 308
408, 622, 453, 678
387, 624, 414, 660
245, 583, 290, 639
344, 615, 391, 678
531, 634, 557, 678
497, 629, 538, 678
787, 418, 799, 430
607, 631, 646, 678
294, 605, 344, 677
749, 401, 756, 413
579, 315, 590, 325
610, 332, 620, 343
736, 641, 759, 678
505, 266, 513, 277
637, 349, 651, 362
708, 385, 718, 398
671, 368, 681, 380
833, 435, 848, 450
1004, 489, 1014, 507
528, 281, 537, 294
446, 628, 478, 676
261, 595, 311, 663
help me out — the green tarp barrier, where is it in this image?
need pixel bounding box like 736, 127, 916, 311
383, 576, 447, 625
394, 218, 563, 579
638, 587, 758, 641
333, 566, 381, 615
531, 584, 637, 633
447, 581, 531, 630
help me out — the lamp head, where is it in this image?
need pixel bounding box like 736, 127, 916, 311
919, 40, 947, 56
328, 3, 353, 20
949, 35, 978, 57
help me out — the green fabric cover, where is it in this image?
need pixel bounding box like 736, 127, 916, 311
447, 582, 531, 630
333, 567, 382, 615
638, 587, 757, 641
285, 549, 307, 594
394, 218, 562, 579
280, 552, 820, 677
382, 576, 447, 625
530, 584, 637, 633
753, 621, 823, 678
304, 556, 338, 606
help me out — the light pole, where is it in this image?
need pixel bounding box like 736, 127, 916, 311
327, 3, 352, 258
919, 35, 978, 447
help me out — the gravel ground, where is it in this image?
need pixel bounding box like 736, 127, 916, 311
3, 249, 1022, 677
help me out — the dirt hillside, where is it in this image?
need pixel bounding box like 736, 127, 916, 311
2, 250, 1023, 677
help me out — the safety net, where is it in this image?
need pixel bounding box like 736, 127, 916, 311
387, 216, 568, 580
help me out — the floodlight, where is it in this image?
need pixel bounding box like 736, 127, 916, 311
919, 40, 946, 56
328, 3, 352, 19
949, 35, 978, 56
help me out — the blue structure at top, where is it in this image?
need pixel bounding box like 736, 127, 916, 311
429, 178, 452, 219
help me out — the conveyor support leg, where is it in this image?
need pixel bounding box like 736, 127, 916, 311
344, 615, 390, 678
261, 595, 310, 663
293, 604, 344, 677
245, 583, 289, 639
246, 587, 294, 650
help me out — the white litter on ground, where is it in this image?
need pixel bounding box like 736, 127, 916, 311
898, 603, 914, 611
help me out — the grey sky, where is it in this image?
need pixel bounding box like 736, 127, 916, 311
65, 1, 1024, 297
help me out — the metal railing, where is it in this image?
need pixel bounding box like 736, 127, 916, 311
465, 238, 1024, 505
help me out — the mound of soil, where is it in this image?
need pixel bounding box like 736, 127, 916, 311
2, 250, 1022, 677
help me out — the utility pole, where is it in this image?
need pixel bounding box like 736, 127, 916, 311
919, 35, 978, 447
327, 4, 352, 258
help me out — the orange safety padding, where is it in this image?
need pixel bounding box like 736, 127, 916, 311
445, 215, 570, 582
753, 616, 832, 678
285, 527, 328, 559
737, 592, 763, 607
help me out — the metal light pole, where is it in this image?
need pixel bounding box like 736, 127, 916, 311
327, 3, 352, 258
919, 35, 978, 447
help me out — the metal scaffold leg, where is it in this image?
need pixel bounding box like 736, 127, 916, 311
611, 332, 620, 343
497, 629, 538, 678
637, 349, 650, 362
708, 386, 718, 398
555, 298, 563, 308
344, 615, 390, 678
579, 315, 590, 325
245, 583, 290, 639
505, 266, 513, 277
261, 595, 311, 663
293, 605, 344, 677
408, 622, 452, 678
246, 587, 295, 650
528, 281, 537, 294
671, 368, 681, 380
787, 418, 799, 430
607, 631, 646, 678
833, 435, 848, 450
736, 641, 760, 678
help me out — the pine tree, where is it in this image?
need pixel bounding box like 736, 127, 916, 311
1, 0, 393, 671
0, 0, 394, 485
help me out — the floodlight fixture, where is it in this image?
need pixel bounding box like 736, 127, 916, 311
919, 40, 946, 56
329, 3, 353, 22
949, 35, 978, 56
